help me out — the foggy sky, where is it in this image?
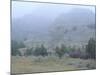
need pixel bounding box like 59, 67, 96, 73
12, 1, 95, 19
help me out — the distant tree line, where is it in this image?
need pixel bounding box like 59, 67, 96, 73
54, 38, 96, 59
11, 38, 96, 59
11, 40, 48, 57
68, 38, 96, 59
24, 44, 48, 57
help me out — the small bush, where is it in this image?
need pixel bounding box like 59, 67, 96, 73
69, 50, 81, 58
69, 47, 89, 59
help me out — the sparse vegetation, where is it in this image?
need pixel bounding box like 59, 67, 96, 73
11, 3, 96, 74
11, 56, 96, 74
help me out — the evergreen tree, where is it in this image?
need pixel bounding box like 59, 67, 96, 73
24, 48, 33, 56
18, 41, 26, 48
40, 44, 48, 56
33, 46, 40, 56
33, 44, 48, 57
60, 44, 68, 53
55, 44, 67, 58
11, 40, 22, 56
86, 38, 96, 59
55, 46, 62, 58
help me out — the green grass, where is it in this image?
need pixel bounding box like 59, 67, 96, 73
11, 56, 96, 74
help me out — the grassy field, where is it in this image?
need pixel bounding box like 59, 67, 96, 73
11, 56, 96, 74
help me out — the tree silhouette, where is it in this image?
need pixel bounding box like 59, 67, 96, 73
24, 48, 33, 56
11, 40, 22, 56
33, 44, 48, 57
86, 38, 96, 59
55, 44, 67, 58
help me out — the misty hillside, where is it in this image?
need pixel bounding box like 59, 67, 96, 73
12, 8, 96, 47
53, 8, 95, 25
49, 8, 95, 47
12, 14, 54, 41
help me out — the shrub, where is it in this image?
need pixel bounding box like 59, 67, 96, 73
79, 52, 88, 59
69, 47, 89, 59
69, 50, 81, 58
